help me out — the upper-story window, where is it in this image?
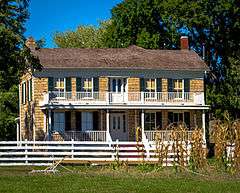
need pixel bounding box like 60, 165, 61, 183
83, 78, 93, 93
173, 79, 183, 98
145, 79, 156, 92
54, 78, 65, 92
173, 79, 183, 92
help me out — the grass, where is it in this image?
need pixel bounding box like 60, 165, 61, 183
0, 165, 240, 193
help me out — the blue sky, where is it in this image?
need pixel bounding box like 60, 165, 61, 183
25, 0, 122, 48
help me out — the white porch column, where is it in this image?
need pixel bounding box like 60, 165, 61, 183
48, 110, 52, 138
141, 109, 145, 140
202, 110, 206, 142
16, 119, 20, 142
106, 109, 110, 142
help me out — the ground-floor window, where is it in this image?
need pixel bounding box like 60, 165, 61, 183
81, 112, 93, 131
168, 112, 190, 128
53, 112, 65, 133
144, 112, 162, 130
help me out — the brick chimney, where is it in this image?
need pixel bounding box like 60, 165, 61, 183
25, 37, 37, 50
180, 36, 189, 50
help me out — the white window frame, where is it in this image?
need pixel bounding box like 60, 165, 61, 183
81, 112, 93, 131
145, 79, 157, 99
28, 79, 32, 102
82, 78, 94, 98
22, 81, 26, 104
53, 112, 65, 133
144, 112, 156, 130
173, 79, 184, 99
53, 78, 66, 98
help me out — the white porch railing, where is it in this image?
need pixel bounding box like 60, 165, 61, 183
63, 131, 106, 141
144, 130, 194, 142
41, 91, 203, 106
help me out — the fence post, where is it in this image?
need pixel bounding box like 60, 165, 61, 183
71, 138, 74, 159
115, 139, 119, 161
24, 139, 28, 165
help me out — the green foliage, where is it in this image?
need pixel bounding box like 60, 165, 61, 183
0, 0, 41, 140
54, 20, 112, 48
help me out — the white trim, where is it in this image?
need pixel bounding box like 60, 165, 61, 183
106, 110, 110, 142
18, 84, 22, 141
202, 111, 206, 142
42, 105, 209, 110
22, 81, 26, 105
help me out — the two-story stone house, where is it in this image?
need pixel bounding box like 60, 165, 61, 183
18, 36, 209, 143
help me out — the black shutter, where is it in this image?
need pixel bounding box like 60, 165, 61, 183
76, 78, 82, 92
48, 77, 54, 91
168, 79, 173, 92
65, 111, 71, 131
140, 78, 145, 92
66, 77, 72, 92
93, 111, 99, 130
51, 111, 54, 131
156, 78, 162, 92
75, 112, 82, 131
93, 77, 99, 92
168, 112, 173, 124
184, 112, 190, 129
184, 79, 190, 92
156, 112, 162, 129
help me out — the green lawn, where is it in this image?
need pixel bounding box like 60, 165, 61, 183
0, 166, 239, 193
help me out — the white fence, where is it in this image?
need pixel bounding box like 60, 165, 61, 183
0, 140, 192, 166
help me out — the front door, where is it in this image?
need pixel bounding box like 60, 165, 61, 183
110, 78, 126, 103
110, 113, 128, 141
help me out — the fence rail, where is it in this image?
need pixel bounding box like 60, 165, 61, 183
0, 140, 192, 166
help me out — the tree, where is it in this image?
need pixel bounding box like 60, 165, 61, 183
54, 20, 112, 48
106, 0, 180, 48
0, 0, 41, 140
161, 0, 240, 118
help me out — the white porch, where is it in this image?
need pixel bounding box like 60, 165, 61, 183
45, 109, 206, 143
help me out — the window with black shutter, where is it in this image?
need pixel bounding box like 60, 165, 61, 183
65, 111, 71, 131
48, 77, 54, 91
184, 112, 190, 129
75, 112, 82, 131
66, 78, 72, 92
76, 78, 82, 92
156, 112, 162, 129
93, 111, 99, 130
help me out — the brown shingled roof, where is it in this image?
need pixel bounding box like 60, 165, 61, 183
33, 45, 209, 71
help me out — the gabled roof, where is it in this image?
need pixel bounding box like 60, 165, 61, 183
32, 45, 209, 71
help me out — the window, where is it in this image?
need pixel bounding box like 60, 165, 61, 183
168, 112, 190, 128
83, 78, 93, 92
173, 79, 183, 98
145, 112, 156, 130
146, 79, 156, 92
22, 82, 26, 104
54, 78, 65, 92
53, 112, 65, 133
81, 112, 93, 131
145, 79, 156, 98
28, 79, 32, 102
